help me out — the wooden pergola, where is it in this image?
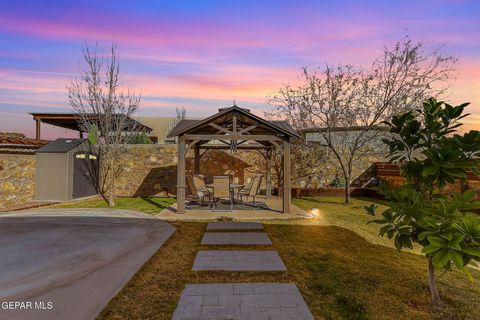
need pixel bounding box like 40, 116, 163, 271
167, 105, 300, 214
29, 113, 152, 140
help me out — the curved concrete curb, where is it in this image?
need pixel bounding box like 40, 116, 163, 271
0, 208, 159, 219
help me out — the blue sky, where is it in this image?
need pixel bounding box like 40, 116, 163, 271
1, 0, 479, 138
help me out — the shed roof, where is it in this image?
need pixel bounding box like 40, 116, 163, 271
37, 138, 88, 153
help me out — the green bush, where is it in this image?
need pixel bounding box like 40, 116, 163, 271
365, 98, 480, 307
129, 132, 152, 144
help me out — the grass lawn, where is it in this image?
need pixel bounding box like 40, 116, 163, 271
291, 196, 422, 253
96, 196, 480, 320
50, 196, 175, 214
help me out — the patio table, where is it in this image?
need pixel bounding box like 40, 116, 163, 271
205, 183, 244, 204
205, 183, 244, 189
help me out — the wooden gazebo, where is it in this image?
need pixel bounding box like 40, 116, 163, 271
167, 105, 300, 214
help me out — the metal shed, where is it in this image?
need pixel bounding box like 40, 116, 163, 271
35, 138, 98, 201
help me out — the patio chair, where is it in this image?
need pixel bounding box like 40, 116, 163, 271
193, 175, 208, 191
237, 176, 254, 203
194, 174, 212, 203
241, 174, 263, 205
186, 175, 209, 205
212, 175, 232, 211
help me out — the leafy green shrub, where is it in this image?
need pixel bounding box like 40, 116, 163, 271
365, 98, 480, 307
129, 132, 152, 144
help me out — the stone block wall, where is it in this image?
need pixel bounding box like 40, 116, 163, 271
234, 150, 268, 187
115, 145, 179, 197
114, 145, 258, 197
351, 163, 377, 187
0, 143, 343, 208
0, 145, 267, 202
116, 145, 323, 197
185, 149, 252, 185
0, 154, 36, 208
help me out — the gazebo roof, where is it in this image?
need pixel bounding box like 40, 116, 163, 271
167, 105, 300, 140
172, 105, 294, 214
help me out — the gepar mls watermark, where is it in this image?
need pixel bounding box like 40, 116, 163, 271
1, 301, 53, 310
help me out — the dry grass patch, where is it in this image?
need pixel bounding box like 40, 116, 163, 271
97, 221, 479, 320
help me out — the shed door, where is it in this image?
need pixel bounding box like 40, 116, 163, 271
73, 153, 98, 199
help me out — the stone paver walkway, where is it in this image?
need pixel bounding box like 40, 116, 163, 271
172, 222, 315, 319
172, 283, 314, 320
192, 250, 286, 271
201, 232, 272, 245
206, 221, 264, 230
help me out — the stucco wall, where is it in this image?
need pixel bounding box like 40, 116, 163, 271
0, 154, 36, 208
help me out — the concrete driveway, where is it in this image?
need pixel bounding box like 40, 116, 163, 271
0, 210, 175, 320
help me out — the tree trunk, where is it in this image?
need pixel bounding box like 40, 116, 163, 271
428, 257, 442, 308
108, 158, 115, 207
344, 183, 350, 204
343, 170, 351, 204
108, 186, 115, 207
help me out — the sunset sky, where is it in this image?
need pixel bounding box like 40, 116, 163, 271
1, 0, 479, 139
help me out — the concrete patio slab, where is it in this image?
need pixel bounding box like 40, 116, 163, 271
156, 196, 313, 221
201, 232, 272, 245
0, 215, 175, 320
192, 250, 286, 271
206, 221, 264, 230
172, 283, 314, 320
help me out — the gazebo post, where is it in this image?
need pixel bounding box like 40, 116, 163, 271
177, 136, 186, 214
194, 145, 200, 174
35, 119, 41, 140
282, 141, 291, 213
265, 147, 272, 199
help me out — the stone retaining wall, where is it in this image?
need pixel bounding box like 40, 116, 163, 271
0, 154, 36, 208
0, 144, 335, 207
114, 145, 178, 197
0, 145, 270, 207
114, 145, 264, 197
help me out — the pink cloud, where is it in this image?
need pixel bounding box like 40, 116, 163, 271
0, 6, 386, 55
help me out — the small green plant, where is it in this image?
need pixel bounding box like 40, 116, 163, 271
87, 123, 99, 144
365, 98, 480, 308
129, 132, 152, 144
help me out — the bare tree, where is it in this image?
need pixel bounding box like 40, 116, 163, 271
68, 43, 142, 207
273, 142, 328, 190
270, 37, 457, 203
244, 141, 328, 194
